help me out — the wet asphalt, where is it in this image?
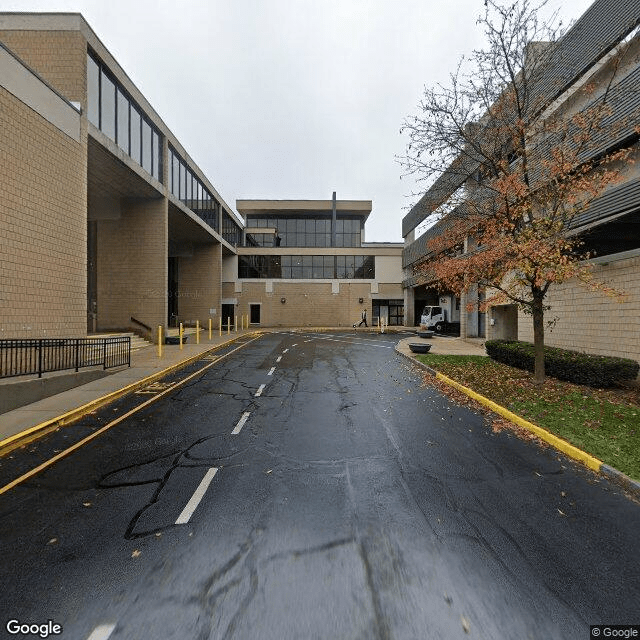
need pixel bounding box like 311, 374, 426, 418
0, 331, 638, 640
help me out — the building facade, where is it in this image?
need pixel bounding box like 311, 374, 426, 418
0, 14, 403, 340
224, 197, 404, 328
401, 0, 640, 364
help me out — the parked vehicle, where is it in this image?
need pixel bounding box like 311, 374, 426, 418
420, 295, 461, 333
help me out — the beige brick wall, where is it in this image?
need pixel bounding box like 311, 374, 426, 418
96, 198, 168, 334
0, 30, 87, 104
224, 281, 397, 327
0, 85, 87, 338
517, 254, 640, 363
178, 243, 222, 326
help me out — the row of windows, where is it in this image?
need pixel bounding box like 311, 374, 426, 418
222, 211, 243, 247
168, 146, 220, 232
245, 216, 362, 248
238, 255, 375, 279
87, 52, 162, 182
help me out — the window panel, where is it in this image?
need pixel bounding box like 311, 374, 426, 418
117, 89, 129, 152
152, 130, 160, 181
171, 151, 179, 196
130, 107, 141, 163
87, 54, 99, 127
100, 71, 116, 140
142, 120, 152, 173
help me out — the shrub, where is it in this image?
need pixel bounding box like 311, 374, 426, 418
484, 340, 640, 387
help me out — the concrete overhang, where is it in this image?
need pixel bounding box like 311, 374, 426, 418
236, 199, 372, 220
87, 133, 162, 220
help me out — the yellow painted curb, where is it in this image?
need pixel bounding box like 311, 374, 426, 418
0, 332, 262, 453
435, 372, 603, 473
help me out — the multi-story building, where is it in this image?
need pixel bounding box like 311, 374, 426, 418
0, 13, 402, 341
402, 0, 640, 364
225, 197, 403, 328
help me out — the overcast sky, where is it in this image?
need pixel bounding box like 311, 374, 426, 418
6, 0, 594, 241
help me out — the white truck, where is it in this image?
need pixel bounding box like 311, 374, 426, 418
420, 295, 461, 333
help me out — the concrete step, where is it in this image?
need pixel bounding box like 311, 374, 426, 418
89, 332, 153, 351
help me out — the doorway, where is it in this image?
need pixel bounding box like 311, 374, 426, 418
250, 304, 261, 325
222, 304, 235, 329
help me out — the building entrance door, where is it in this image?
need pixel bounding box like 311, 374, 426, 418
250, 304, 261, 325
222, 304, 235, 329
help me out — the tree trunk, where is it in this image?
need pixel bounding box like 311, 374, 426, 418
532, 290, 545, 385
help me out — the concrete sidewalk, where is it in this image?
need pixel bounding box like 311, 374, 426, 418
0, 329, 258, 446
0, 327, 486, 449
396, 334, 487, 358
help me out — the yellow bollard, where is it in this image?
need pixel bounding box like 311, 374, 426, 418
208, 318, 212, 341
219, 316, 222, 336
196, 320, 200, 344
179, 322, 184, 350
227, 317, 231, 335
235, 315, 238, 333
158, 325, 163, 358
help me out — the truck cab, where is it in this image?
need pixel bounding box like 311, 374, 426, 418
420, 306, 446, 331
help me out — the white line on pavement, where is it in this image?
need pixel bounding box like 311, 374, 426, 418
276, 356, 282, 362
292, 343, 298, 346
232, 411, 251, 435
86, 624, 116, 640
255, 384, 266, 397
283, 348, 289, 353
175, 467, 218, 525
305, 335, 393, 349
268, 367, 275, 375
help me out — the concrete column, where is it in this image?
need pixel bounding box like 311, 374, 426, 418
179, 243, 221, 326
96, 196, 168, 338
404, 287, 415, 327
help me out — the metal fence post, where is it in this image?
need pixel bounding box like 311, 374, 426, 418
38, 338, 43, 378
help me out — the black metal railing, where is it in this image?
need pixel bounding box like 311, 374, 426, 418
0, 337, 131, 379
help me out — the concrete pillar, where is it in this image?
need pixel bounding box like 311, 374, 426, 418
96, 196, 168, 339
179, 243, 221, 326
404, 287, 415, 327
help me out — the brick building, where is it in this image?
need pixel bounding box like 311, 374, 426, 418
401, 0, 640, 364
226, 197, 403, 328
0, 13, 402, 340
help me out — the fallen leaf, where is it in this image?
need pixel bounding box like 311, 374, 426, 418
47, 538, 58, 545
83, 502, 91, 507
461, 616, 470, 633
265, 469, 273, 475
155, 533, 162, 538
131, 549, 141, 558
557, 509, 566, 516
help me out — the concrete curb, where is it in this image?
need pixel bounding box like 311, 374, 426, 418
397, 346, 640, 501
0, 332, 261, 453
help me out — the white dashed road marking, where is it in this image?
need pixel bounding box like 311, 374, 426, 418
175, 467, 218, 525
86, 624, 116, 640
276, 356, 282, 363
231, 411, 251, 435
268, 367, 275, 376
255, 384, 266, 397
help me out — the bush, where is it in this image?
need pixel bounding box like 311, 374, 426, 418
484, 340, 640, 387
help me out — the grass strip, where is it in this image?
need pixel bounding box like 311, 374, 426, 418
416, 354, 640, 480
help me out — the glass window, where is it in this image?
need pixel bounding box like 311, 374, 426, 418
100, 71, 116, 141
117, 89, 129, 153
180, 162, 186, 200
130, 107, 141, 163
336, 219, 344, 233
171, 151, 178, 196
142, 120, 152, 174
152, 130, 160, 181
87, 54, 99, 127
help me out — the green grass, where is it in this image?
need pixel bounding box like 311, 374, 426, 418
416, 354, 640, 480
